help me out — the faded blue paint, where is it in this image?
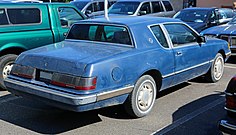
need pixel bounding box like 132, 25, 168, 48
5, 16, 231, 112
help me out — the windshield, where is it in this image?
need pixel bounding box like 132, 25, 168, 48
70, 1, 88, 10
108, 2, 140, 15
229, 16, 236, 24
174, 10, 209, 23
67, 24, 132, 46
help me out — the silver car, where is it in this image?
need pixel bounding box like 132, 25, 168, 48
71, 0, 116, 17
108, 0, 175, 17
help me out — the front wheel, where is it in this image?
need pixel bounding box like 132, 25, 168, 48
205, 53, 224, 83
124, 75, 157, 118
0, 54, 18, 90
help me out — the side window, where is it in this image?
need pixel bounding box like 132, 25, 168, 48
150, 25, 169, 48
87, 3, 98, 12
162, 1, 173, 11
58, 7, 83, 28
164, 24, 198, 47
140, 2, 151, 15
7, 8, 40, 24
151, 1, 164, 13
0, 9, 8, 25
209, 11, 216, 22
98, 2, 104, 11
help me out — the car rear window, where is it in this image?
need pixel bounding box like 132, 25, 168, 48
67, 24, 132, 46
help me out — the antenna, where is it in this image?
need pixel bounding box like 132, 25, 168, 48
104, 0, 109, 20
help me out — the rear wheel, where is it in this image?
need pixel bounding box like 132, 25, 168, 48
124, 75, 157, 118
205, 53, 224, 83
0, 54, 18, 90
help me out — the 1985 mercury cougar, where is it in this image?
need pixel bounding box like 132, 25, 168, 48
4, 16, 231, 118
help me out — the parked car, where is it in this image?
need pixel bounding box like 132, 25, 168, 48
0, 3, 85, 89
201, 16, 236, 55
173, 7, 220, 33
108, 0, 175, 17
218, 75, 236, 134
70, 0, 116, 17
218, 8, 236, 24
4, 16, 231, 118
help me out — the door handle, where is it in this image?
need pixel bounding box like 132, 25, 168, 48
63, 32, 67, 37
176, 52, 182, 56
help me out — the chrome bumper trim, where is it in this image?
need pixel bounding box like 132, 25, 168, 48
226, 52, 231, 57
219, 120, 236, 131
225, 107, 236, 113
5, 77, 134, 106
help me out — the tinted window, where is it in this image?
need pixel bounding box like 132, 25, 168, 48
8, 8, 40, 24
164, 24, 197, 47
150, 25, 168, 48
109, 2, 140, 15
162, 1, 173, 11
140, 2, 151, 14
58, 7, 83, 27
98, 2, 104, 11
152, 1, 164, 13
108, 1, 116, 7
0, 9, 8, 25
87, 3, 98, 12
67, 24, 132, 45
71, 1, 89, 10
174, 10, 208, 23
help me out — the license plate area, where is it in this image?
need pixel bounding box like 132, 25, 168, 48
37, 70, 53, 83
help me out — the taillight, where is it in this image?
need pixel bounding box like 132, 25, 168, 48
51, 73, 97, 91
10, 64, 35, 79
226, 95, 236, 110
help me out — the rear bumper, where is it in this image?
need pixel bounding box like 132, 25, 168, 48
219, 120, 236, 135
5, 77, 133, 111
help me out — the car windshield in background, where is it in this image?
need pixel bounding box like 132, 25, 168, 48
108, 2, 140, 15
67, 24, 132, 45
174, 10, 209, 23
70, 1, 88, 10
229, 16, 236, 24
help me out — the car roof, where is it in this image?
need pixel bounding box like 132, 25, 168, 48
79, 16, 181, 26
181, 7, 217, 11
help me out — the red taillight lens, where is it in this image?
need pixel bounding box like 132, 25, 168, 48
51, 73, 97, 91
226, 95, 236, 110
10, 64, 35, 79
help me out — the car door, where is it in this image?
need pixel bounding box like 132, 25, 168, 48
163, 23, 211, 84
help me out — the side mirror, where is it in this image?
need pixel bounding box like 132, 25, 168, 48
197, 36, 206, 44
85, 10, 92, 15
139, 11, 147, 15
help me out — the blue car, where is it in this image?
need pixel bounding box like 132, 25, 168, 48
4, 16, 231, 118
173, 7, 220, 33
202, 16, 236, 55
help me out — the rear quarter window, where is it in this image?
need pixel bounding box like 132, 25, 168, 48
8, 8, 41, 24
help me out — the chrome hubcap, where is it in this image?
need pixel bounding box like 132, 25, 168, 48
214, 57, 224, 80
3, 63, 13, 79
137, 80, 154, 111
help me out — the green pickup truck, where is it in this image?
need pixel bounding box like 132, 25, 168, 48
0, 3, 85, 89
